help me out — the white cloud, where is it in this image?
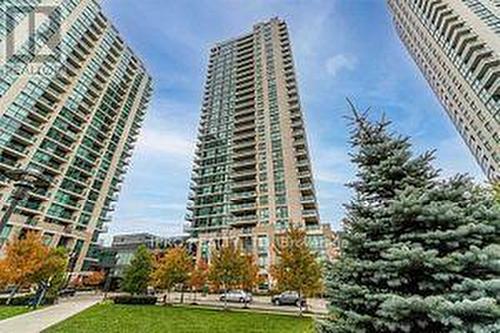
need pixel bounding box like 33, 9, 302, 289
147, 203, 186, 210
132, 96, 199, 160
316, 170, 348, 184
137, 128, 194, 158
312, 145, 354, 185
325, 54, 357, 77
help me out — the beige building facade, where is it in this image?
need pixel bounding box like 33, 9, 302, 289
0, 0, 152, 272
387, 0, 499, 181
186, 18, 336, 288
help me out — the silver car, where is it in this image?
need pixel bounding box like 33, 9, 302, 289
219, 290, 252, 303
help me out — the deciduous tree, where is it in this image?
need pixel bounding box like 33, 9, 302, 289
122, 245, 153, 295
151, 246, 193, 303
208, 243, 244, 309
0, 232, 51, 303
84, 270, 105, 289
189, 260, 208, 304
271, 225, 323, 316
239, 254, 260, 308
32, 247, 68, 307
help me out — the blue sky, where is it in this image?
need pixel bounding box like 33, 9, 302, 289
100, 0, 484, 242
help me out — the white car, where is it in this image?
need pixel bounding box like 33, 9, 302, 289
219, 290, 252, 303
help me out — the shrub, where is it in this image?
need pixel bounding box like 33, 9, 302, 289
111, 295, 157, 305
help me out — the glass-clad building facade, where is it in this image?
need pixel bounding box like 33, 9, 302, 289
0, 0, 152, 272
387, 0, 499, 180
186, 18, 336, 288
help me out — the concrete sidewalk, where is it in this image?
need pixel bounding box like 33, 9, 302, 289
0, 294, 102, 333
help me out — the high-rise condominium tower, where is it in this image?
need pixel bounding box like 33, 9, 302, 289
186, 18, 335, 288
0, 0, 152, 272
387, 0, 499, 181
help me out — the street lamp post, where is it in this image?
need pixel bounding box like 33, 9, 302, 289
0, 168, 50, 237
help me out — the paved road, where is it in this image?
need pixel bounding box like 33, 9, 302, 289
160, 292, 328, 315
0, 294, 102, 333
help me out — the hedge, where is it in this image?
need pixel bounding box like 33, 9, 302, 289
111, 295, 157, 305
0, 294, 57, 306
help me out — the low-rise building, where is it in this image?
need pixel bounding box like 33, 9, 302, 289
110, 232, 187, 277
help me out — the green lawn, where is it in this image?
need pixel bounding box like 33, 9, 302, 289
44, 303, 314, 333
0, 306, 32, 320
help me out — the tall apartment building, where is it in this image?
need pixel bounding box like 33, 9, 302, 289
0, 0, 152, 272
186, 18, 335, 288
387, 0, 499, 181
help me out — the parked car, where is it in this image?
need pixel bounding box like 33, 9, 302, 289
271, 291, 306, 306
219, 290, 252, 303
59, 288, 76, 297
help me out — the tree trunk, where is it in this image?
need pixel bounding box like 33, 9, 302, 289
180, 284, 184, 304
298, 291, 303, 317
34, 283, 48, 309
6, 285, 18, 305
223, 282, 227, 310
193, 288, 197, 304
243, 289, 248, 309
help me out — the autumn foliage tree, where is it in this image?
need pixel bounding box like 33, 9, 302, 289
271, 225, 323, 315
0, 232, 68, 303
240, 254, 260, 292
207, 242, 261, 309
151, 246, 193, 303
208, 243, 243, 309
189, 260, 208, 303
84, 270, 105, 289
35, 246, 69, 299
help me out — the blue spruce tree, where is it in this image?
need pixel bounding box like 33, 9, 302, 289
318, 104, 500, 332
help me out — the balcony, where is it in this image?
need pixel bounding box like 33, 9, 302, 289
297, 169, 311, 178
290, 111, 301, 121
12, 129, 36, 145
231, 202, 257, 212
234, 123, 255, 135
231, 169, 256, 179
231, 215, 258, 226
301, 195, 316, 204
233, 150, 255, 161
295, 148, 308, 158
296, 160, 309, 168
234, 114, 255, 125
234, 107, 254, 118
45, 214, 75, 225
236, 75, 254, 86
232, 179, 257, 190
303, 209, 318, 223
232, 132, 256, 143
96, 225, 109, 233
299, 183, 314, 194
231, 191, 257, 201
235, 100, 254, 111
0, 142, 28, 158
232, 159, 256, 169
233, 139, 255, 150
